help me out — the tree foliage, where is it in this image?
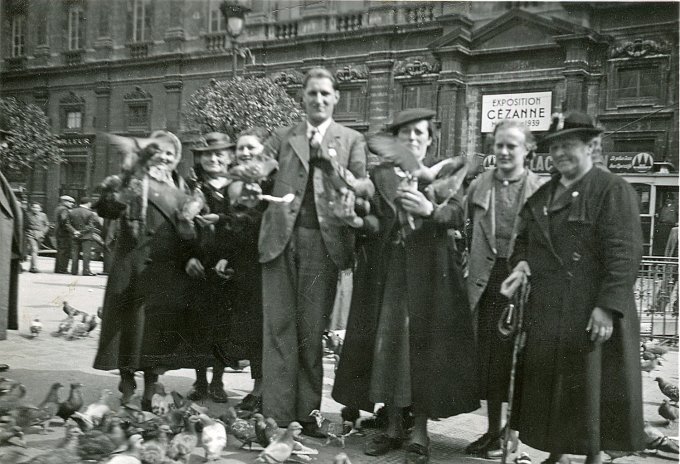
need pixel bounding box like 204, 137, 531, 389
0, 97, 64, 172
184, 77, 304, 139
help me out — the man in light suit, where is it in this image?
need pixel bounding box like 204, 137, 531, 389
259, 67, 368, 435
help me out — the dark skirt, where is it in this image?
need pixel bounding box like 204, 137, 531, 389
477, 258, 513, 401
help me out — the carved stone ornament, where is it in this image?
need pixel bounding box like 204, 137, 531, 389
610, 39, 671, 58
273, 70, 303, 88
335, 65, 368, 82
60, 91, 85, 105
394, 57, 441, 77
123, 86, 152, 101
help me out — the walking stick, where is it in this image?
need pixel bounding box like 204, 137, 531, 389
501, 280, 530, 464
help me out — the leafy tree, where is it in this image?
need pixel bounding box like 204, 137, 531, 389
0, 97, 64, 172
184, 77, 304, 139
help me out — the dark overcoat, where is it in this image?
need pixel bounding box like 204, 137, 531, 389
0, 170, 22, 338
94, 174, 197, 372
510, 167, 645, 454
332, 166, 480, 419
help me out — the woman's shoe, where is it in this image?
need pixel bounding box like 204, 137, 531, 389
365, 433, 403, 456
187, 384, 208, 401
404, 439, 430, 464
465, 432, 499, 455
484, 432, 519, 459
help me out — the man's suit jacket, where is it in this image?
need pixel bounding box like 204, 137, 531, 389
68, 206, 98, 240
259, 120, 366, 270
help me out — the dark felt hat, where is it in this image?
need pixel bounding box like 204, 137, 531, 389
539, 112, 603, 147
386, 108, 436, 133
192, 132, 235, 152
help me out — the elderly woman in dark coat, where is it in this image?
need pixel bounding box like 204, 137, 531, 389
94, 130, 198, 409
184, 132, 236, 403
502, 112, 645, 464
333, 109, 479, 464
464, 120, 544, 458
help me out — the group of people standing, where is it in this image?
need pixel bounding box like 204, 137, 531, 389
49, 194, 99, 276
93, 66, 645, 464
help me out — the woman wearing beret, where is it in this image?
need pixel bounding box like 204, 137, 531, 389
464, 120, 544, 458
94, 130, 199, 409
333, 109, 479, 464
502, 112, 645, 464
184, 132, 236, 403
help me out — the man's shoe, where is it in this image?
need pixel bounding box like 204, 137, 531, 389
29, 268, 40, 273
83, 271, 97, 276
365, 433, 403, 456
208, 384, 229, 403
301, 422, 327, 439
405, 440, 430, 464
187, 384, 209, 401
465, 432, 499, 455
0, 364, 9, 372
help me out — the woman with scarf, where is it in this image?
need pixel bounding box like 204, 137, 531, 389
94, 130, 198, 409
333, 109, 479, 464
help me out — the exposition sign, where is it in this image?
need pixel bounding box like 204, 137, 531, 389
481, 91, 552, 133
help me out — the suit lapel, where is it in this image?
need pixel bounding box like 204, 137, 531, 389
527, 179, 560, 260
374, 167, 399, 213
289, 122, 310, 172
471, 171, 496, 252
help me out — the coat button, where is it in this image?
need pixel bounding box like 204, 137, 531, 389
567, 271, 574, 278
572, 252, 581, 261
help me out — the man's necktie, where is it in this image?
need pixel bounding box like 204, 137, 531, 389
309, 128, 322, 151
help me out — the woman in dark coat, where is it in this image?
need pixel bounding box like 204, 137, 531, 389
93, 131, 198, 408
212, 127, 271, 412
502, 112, 645, 464
184, 132, 236, 403
333, 109, 479, 464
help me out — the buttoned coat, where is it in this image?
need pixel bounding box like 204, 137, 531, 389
466, 169, 544, 314
510, 168, 645, 454
0, 170, 22, 338
258, 121, 366, 270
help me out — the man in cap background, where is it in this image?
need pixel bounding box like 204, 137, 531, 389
53, 195, 75, 274
68, 197, 99, 276
0, 117, 23, 340
23, 202, 49, 273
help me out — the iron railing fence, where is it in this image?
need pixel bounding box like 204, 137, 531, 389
636, 256, 678, 344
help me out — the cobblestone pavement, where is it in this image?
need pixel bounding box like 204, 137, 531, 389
1, 257, 678, 463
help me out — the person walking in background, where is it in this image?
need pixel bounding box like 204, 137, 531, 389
334, 109, 479, 464
184, 132, 235, 403
501, 112, 645, 464
259, 67, 369, 435
23, 202, 49, 273
464, 120, 544, 458
68, 197, 98, 276
53, 195, 75, 274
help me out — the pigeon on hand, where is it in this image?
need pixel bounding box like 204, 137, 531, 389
655, 377, 679, 403
257, 421, 303, 463
198, 413, 227, 461
57, 383, 84, 421
167, 415, 199, 464
29, 318, 42, 338
659, 400, 678, 425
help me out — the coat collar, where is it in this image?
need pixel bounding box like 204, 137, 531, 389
372, 166, 401, 213
290, 120, 343, 173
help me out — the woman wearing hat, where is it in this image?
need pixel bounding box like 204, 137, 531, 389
184, 132, 236, 402
94, 130, 200, 409
212, 126, 272, 412
501, 112, 645, 464
333, 109, 479, 464
464, 119, 544, 458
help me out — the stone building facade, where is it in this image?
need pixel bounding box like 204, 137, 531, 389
1, 1, 678, 253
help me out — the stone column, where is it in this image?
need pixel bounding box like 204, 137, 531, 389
366, 52, 394, 131
437, 80, 462, 158
93, 81, 112, 184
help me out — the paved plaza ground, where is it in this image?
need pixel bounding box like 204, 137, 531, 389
1, 256, 678, 463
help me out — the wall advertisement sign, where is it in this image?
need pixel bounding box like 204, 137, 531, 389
482, 152, 655, 174
481, 91, 552, 133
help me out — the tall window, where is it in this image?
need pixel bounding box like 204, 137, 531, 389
402, 84, 434, 110
209, 6, 225, 32
68, 7, 85, 50
11, 15, 26, 57
66, 111, 83, 130
127, 0, 153, 42
617, 66, 661, 99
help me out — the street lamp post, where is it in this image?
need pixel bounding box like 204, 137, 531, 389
220, 0, 251, 77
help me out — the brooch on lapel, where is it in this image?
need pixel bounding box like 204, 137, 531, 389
328, 143, 337, 158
